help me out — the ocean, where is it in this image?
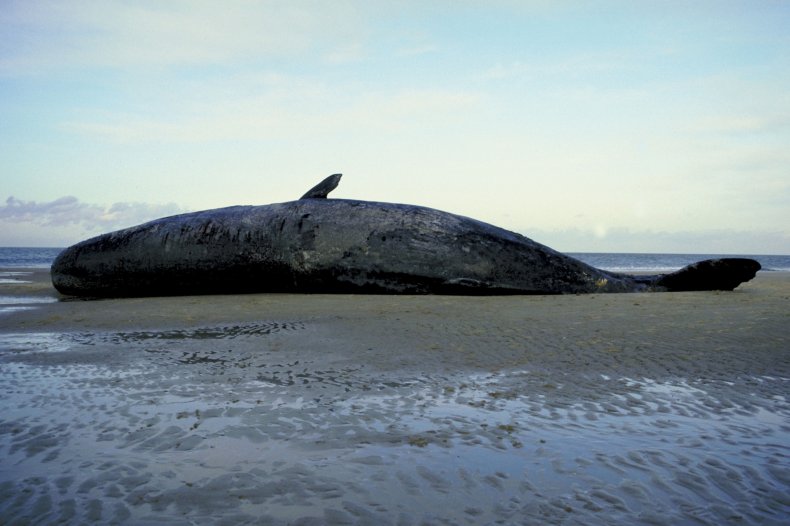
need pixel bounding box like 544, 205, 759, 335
0, 247, 63, 268
1, 247, 788, 272
569, 252, 790, 272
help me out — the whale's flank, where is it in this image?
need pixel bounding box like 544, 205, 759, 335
51, 175, 760, 297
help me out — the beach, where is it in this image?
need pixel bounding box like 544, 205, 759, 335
1, 268, 788, 525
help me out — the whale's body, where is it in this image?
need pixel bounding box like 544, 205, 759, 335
51, 176, 760, 297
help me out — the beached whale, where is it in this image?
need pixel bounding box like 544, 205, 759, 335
51, 175, 760, 297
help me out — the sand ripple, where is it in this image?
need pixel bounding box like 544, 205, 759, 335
2, 271, 789, 524
1, 321, 788, 525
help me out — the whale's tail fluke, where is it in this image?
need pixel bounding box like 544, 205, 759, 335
651, 258, 761, 292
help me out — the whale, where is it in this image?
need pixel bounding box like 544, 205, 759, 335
51, 175, 760, 297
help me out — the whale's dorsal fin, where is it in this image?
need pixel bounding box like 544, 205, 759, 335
300, 174, 342, 199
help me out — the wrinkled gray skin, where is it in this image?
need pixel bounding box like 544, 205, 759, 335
51, 175, 760, 297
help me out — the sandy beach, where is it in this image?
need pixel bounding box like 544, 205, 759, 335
1, 268, 788, 525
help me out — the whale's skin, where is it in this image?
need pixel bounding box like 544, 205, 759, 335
51, 196, 761, 297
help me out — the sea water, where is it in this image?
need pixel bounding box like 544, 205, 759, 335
570, 253, 790, 273
0, 247, 62, 268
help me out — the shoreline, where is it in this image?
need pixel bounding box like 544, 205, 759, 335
1, 269, 789, 524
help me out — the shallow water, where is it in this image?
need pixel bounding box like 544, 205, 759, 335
1, 326, 788, 525
0, 271, 33, 285
0, 296, 58, 318
0, 272, 50, 315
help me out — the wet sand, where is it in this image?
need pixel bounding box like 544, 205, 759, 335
1, 268, 788, 525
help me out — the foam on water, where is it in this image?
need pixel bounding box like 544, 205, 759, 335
0, 288, 57, 315
0, 271, 34, 285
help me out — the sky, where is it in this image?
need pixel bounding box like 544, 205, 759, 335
1, 0, 789, 253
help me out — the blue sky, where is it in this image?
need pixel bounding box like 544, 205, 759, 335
1, 0, 788, 253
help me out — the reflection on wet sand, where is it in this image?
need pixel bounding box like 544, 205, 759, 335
1, 324, 788, 525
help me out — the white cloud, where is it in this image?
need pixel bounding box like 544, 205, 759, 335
1, 1, 365, 74
529, 226, 790, 255
694, 114, 790, 135
480, 51, 635, 82
0, 195, 186, 231
395, 44, 438, 57
325, 43, 367, 64
61, 87, 480, 143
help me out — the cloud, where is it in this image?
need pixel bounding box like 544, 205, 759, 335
480, 51, 636, 82
1, 196, 186, 232
0, 1, 365, 74
395, 44, 438, 57
325, 43, 367, 64
61, 87, 480, 143
694, 113, 790, 135
527, 226, 790, 255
